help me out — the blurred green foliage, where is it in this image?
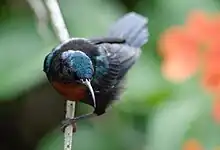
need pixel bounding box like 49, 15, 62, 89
1, 0, 220, 150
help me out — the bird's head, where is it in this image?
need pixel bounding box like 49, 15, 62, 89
43, 50, 96, 107
60, 50, 94, 81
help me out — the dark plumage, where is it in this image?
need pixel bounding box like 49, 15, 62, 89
43, 12, 149, 130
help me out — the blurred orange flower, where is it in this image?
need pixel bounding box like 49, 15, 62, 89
202, 49, 220, 93
158, 10, 220, 123
158, 10, 220, 94
183, 139, 220, 150
182, 139, 203, 150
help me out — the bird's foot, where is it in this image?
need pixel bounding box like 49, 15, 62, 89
61, 118, 77, 133
60, 113, 95, 133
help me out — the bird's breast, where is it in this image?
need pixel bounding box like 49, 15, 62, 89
52, 82, 87, 101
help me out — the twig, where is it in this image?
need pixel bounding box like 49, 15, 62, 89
44, 0, 70, 43
44, 0, 75, 150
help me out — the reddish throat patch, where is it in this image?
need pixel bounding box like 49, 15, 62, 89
52, 82, 87, 101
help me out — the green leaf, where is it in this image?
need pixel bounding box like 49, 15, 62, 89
60, 0, 126, 37
183, 104, 220, 149
138, 0, 220, 30
0, 16, 53, 99
146, 84, 210, 150
117, 56, 173, 115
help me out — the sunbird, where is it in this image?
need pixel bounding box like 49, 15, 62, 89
43, 12, 149, 131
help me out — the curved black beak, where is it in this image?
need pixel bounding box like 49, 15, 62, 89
80, 79, 96, 108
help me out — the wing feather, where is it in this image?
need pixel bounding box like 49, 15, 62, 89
81, 43, 140, 115
92, 43, 140, 91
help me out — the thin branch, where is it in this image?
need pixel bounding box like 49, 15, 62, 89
44, 0, 75, 150
45, 0, 70, 42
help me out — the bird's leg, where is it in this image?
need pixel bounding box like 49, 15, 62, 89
61, 112, 96, 132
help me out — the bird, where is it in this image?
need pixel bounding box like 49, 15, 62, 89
43, 12, 149, 131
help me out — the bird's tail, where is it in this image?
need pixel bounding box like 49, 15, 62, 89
108, 12, 149, 48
